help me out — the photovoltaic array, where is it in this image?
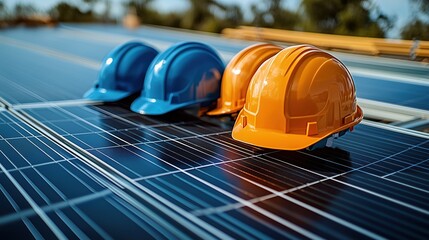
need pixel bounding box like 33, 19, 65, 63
0, 25, 428, 239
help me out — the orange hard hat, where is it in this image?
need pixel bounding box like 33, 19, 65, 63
207, 43, 282, 116
232, 45, 363, 150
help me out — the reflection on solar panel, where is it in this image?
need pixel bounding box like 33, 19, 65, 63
1, 25, 429, 239
0, 103, 427, 239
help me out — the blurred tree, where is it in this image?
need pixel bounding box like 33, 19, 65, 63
14, 3, 37, 18
100, 0, 113, 22
82, 0, 99, 11
300, 0, 392, 37
181, 0, 226, 31
124, 0, 162, 25
0, 1, 5, 19
412, 0, 429, 12
251, 0, 300, 29
224, 4, 243, 27
401, 19, 429, 40
49, 2, 96, 22
401, 0, 429, 40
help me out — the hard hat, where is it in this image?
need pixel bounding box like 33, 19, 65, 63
84, 41, 158, 102
232, 45, 363, 150
131, 42, 224, 115
207, 43, 282, 116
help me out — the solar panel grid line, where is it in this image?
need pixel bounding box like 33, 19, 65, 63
0, 190, 111, 226
91, 146, 166, 179
337, 139, 429, 182
9, 107, 236, 239
133, 147, 324, 238
0, 176, 40, 237
381, 158, 429, 178
50, 104, 214, 137
132, 150, 275, 182
53, 210, 90, 239
103, 196, 173, 239
4, 136, 66, 168
238, 176, 384, 239
384, 171, 429, 189
1, 111, 42, 139
384, 168, 429, 190
337, 132, 425, 159
303, 139, 425, 174
287, 184, 425, 238
147, 177, 275, 239
0, 160, 67, 239
179, 153, 411, 238
0, 73, 55, 104
144, 175, 307, 239
64, 201, 112, 239
145, 141, 320, 189
267, 144, 429, 215
181, 137, 269, 165
12, 99, 103, 110
171, 124, 269, 154
301, 146, 429, 193
334, 173, 429, 209
81, 171, 189, 240
207, 134, 266, 153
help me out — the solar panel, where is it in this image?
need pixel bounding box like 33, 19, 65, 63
1, 25, 429, 238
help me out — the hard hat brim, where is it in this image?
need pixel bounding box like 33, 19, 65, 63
206, 105, 242, 116
131, 96, 190, 115
84, 87, 132, 102
232, 106, 363, 151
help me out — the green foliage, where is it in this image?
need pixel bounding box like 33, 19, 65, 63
14, 3, 37, 18
124, 0, 163, 25
251, 0, 300, 30
401, 0, 429, 40
401, 19, 429, 40
300, 0, 392, 37
49, 2, 96, 22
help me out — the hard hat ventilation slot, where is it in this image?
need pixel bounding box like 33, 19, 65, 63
343, 113, 354, 125
306, 122, 318, 136
241, 115, 247, 127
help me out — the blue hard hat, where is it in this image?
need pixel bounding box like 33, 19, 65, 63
84, 41, 158, 102
131, 42, 224, 115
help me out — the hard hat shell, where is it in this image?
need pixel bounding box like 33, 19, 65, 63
131, 42, 224, 115
207, 43, 282, 116
232, 45, 363, 150
84, 41, 158, 102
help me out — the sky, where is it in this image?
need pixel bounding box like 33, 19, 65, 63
3, 0, 417, 38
